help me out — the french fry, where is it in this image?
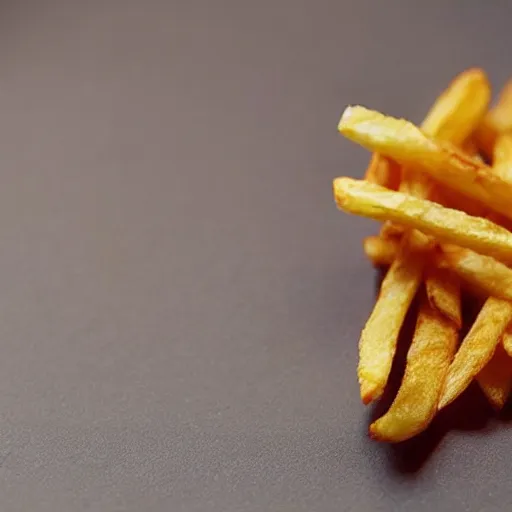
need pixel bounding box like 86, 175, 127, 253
425, 266, 462, 329
379, 176, 424, 238
363, 235, 401, 267
370, 293, 458, 442
358, 231, 428, 404
333, 68, 512, 441
365, 69, 488, 191
478, 141, 512, 249
440, 245, 512, 301
333, 177, 512, 264
476, 78, 512, 157
377, 186, 488, 254
493, 132, 512, 169
420, 68, 491, 145
364, 153, 401, 189
476, 340, 512, 410
438, 297, 512, 410
377, 69, 490, 239
338, 106, 512, 221
492, 132, 512, 182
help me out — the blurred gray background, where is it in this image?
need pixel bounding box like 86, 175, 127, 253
0, 1, 509, 511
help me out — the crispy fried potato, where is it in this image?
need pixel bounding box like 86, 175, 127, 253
358, 231, 428, 404
364, 153, 401, 189
333, 177, 512, 263
370, 293, 458, 442
440, 245, 512, 301
477, 341, 512, 410
335, 70, 512, 438
420, 68, 490, 145
379, 178, 488, 241
377, 173, 427, 239
338, 106, 512, 220
365, 70, 478, 386
365, 69, 489, 192
363, 235, 401, 267
425, 266, 461, 329
476, 78, 512, 157
493, 132, 512, 169
438, 297, 512, 409
492, 132, 512, 185
376, 70, 489, 237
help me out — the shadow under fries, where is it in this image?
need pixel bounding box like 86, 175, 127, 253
388, 383, 493, 475
368, 270, 495, 474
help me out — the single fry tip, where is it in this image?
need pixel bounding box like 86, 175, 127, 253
368, 422, 398, 443
437, 395, 450, 411
360, 380, 380, 405
338, 105, 373, 133
338, 105, 354, 132
459, 66, 487, 78
368, 423, 380, 440
332, 177, 350, 207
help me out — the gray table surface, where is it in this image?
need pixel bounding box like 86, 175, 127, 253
0, 1, 511, 511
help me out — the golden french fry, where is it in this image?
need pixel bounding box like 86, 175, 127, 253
440, 245, 512, 301
370, 293, 458, 442
476, 78, 512, 157
333, 177, 512, 264
363, 235, 401, 267
379, 172, 432, 239
366, 69, 488, 193
397, 72, 485, 331
420, 68, 490, 145
492, 132, 512, 185
358, 231, 428, 404
377, 70, 489, 235
502, 328, 512, 358
364, 153, 401, 189
425, 266, 461, 329
493, 132, 512, 168
477, 341, 512, 410
338, 106, 512, 221
438, 297, 512, 409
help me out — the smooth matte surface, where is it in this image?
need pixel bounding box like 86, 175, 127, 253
0, 1, 511, 511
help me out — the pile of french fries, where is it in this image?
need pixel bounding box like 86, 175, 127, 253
334, 68, 512, 442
